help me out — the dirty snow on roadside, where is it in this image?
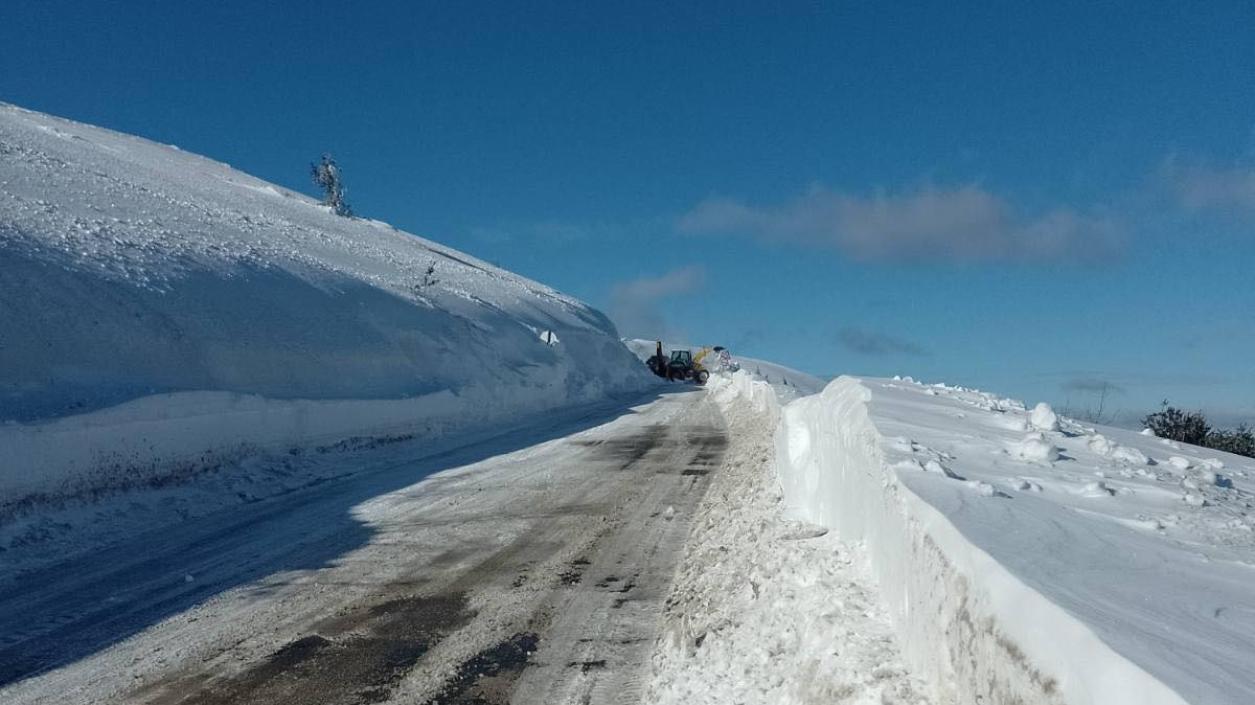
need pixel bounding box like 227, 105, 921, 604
646, 376, 939, 705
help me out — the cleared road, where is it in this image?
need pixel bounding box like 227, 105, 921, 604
0, 387, 724, 705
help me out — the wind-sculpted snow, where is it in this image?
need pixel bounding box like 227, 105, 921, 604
0, 102, 650, 510
776, 374, 1255, 705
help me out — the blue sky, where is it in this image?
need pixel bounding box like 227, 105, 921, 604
3, 1, 1253, 423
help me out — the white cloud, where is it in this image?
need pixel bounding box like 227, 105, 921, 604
608, 265, 706, 339
678, 184, 1122, 262
1160, 157, 1255, 212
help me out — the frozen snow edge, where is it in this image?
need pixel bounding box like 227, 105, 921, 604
710, 371, 1189, 705
0, 379, 640, 518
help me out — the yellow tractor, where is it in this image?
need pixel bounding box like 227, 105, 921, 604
666, 348, 711, 385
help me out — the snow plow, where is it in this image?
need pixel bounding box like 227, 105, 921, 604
667, 349, 710, 385
644, 342, 737, 384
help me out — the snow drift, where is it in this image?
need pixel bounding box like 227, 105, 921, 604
0, 103, 649, 512
774, 375, 1255, 705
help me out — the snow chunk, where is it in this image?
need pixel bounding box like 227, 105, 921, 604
1079, 481, 1116, 498
1013, 478, 1043, 493
1183, 493, 1207, 507
1110, 445, 1150, 466
1016, 433, 1060, 463
924, 459, 962, 480
966, 480, 1001, 497
1030, 402, 1060, 432
1087, 434, 1115, 456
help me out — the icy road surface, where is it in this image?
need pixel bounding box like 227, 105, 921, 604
0, 388, 723, 705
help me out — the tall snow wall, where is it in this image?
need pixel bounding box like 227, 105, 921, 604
0, 103, 651, 513
710, 371, 1188, 705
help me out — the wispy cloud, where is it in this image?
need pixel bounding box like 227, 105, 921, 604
1159, 156, 1255, 212
608, 265, 706, 339
678, 184, 1123, 262
836, 327, 928, 356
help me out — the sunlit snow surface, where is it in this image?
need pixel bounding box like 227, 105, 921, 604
0, 101, 643, 421
782, 375, 1255, 704
0, 102, 649, 505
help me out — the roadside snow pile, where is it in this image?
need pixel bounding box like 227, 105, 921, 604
0, 102, 650, 513
778, 376, 1255, 705
623, 338, 825, 401
648, 371, 938, 704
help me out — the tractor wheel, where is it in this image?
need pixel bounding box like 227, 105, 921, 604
695, 369, 710, 385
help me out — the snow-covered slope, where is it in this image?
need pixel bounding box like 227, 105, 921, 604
0, 103, 650, 511
778, 375, 1255, 705
622, 338, 824, 401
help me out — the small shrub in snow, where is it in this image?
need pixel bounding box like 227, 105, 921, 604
1030, 402, 1060, 432
1205, 426, 1255, 459
414, 261, 439, 292
1142, 403, 1209, 446
1142, 403, 1254, 459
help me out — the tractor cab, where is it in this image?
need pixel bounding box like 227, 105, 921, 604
666, 349, 709, 384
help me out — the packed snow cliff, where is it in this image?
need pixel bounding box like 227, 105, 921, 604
0, 103, 650, 512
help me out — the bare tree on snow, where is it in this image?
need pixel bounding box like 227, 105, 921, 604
311, 153, 352, 217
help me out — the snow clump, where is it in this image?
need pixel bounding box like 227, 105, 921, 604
1013, 478, 1043, 492
1030, 402, 1060, 432
1110, 445, 1150, 466
924, 459, 962, 479
1080, 481, 1116, 498
1088, 434, 1115, 456
966, 480, 999, 497
1017, 432, 1060, 463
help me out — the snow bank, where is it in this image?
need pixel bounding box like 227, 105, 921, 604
648, 370, 936, 704
776, 376, 1255, 705
0, 103, 651, 511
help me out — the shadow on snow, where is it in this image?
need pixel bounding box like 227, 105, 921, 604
0, 385, 691, 688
